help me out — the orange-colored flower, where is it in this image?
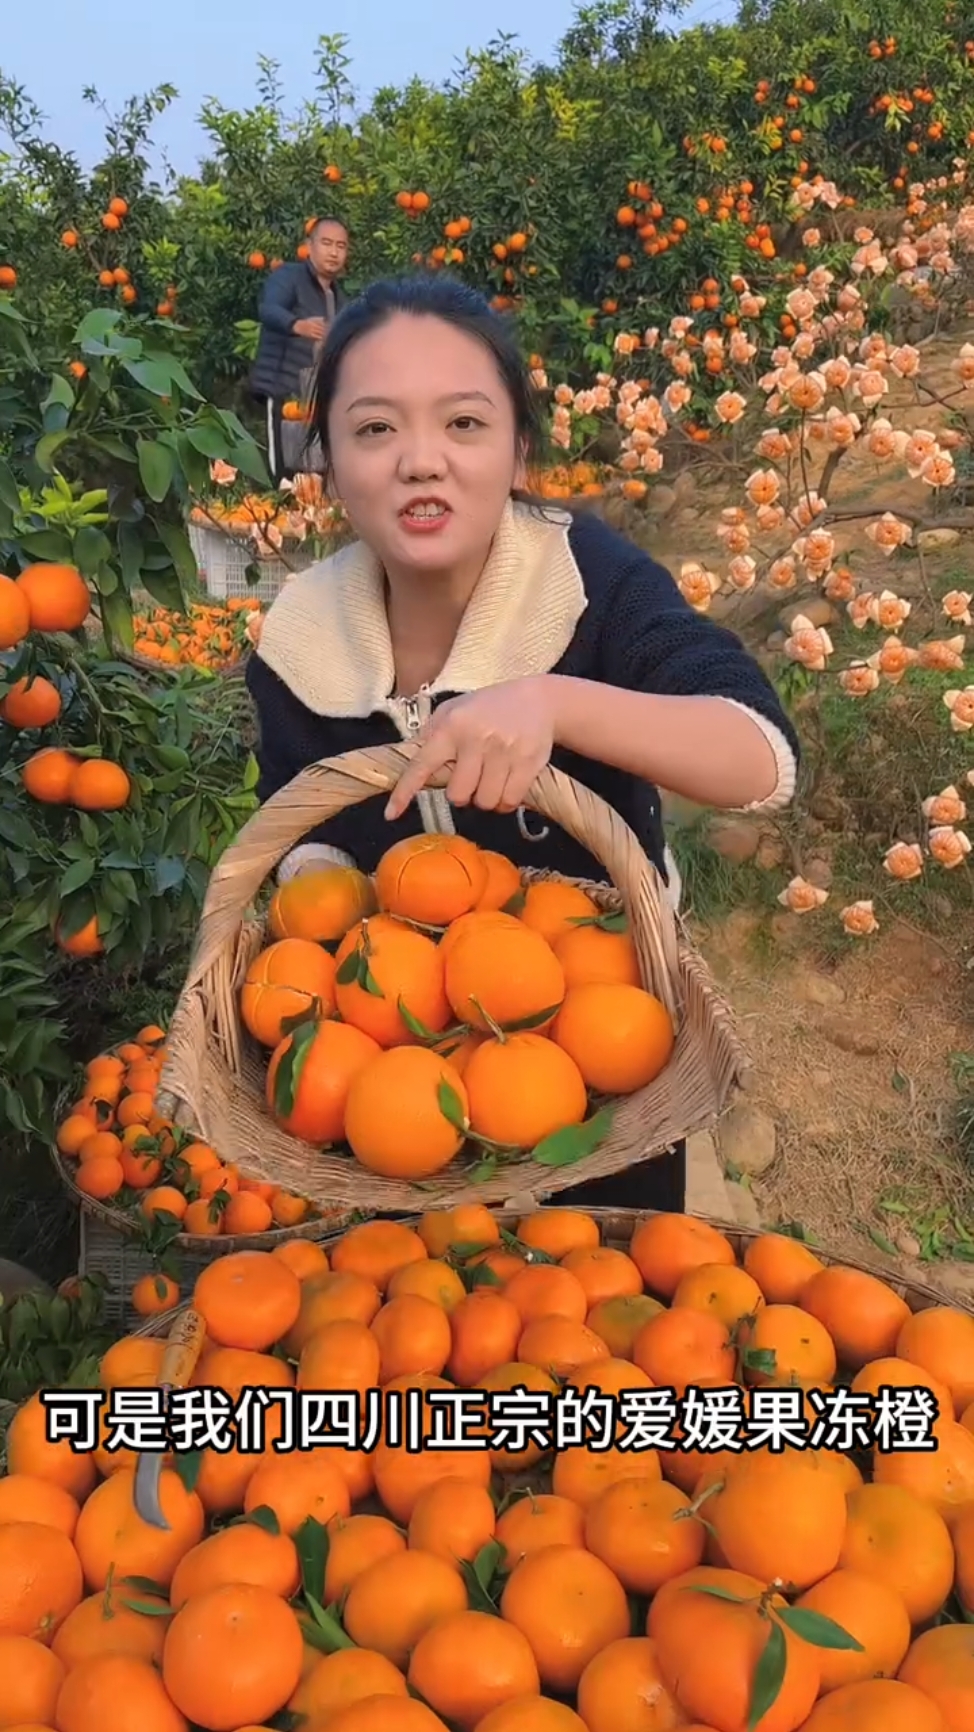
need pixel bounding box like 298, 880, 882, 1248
929, 825, 972, 869
942, 591, 973, 626
784, 616, 833, 671
944, 687, 974, 731
839, 663, 880, 697
884, 841, 924, 881
866, 637, 919, 683
923, 785, 967, 825
918, 637, 965, 673
679, 561, 721, 612
840, 900, 879, 936
865, 512, 912, 555
778, 875, 829, 913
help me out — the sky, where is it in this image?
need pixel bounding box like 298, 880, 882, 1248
3, 0, 734, 177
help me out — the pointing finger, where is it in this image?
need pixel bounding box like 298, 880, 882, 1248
385, 734, 455, 821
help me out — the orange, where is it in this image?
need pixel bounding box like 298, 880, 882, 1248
895, 1304, 974, 1417
372, 1380, 492, 1522
799, 1267, 911, 1369
266, 1016, 381, 1146
560, 1246, 644, 1308
584, 1478, 704, 1595
475, 1699, 586, 1730
168, 1522, 300, 1608
478, 1363, 559, 1472
515, 1209, 600, 1259
518, 881, 599, 945
629, 1214, 736, 1299
898, 1622, 974, 1727
552, 1442, 661, 1510
0, 1523, 82, 1642
439, 910, 524, 965
375, 833, 489, 924
323, 1514, 406, 1603
73, 1468, 204, 1591
632, 1307, 736, 1391
372, 1293, 453, 1382
282, 1271, 382, 1356
327, 1700, 451, 1732
794, 1678, 946, 1730
408, 1478, 496, 1567
648, 1566, 820, 1732
56, 1114, 100, 1158
387, 1257, 467, 1312
297, 1317, 381, 1393
162, 1583, 304, 1730
564, 1355, 652, 1401
586, 1294, 664, 1358
240, 938, 338, 1047
418, 1203, 500, 1258
504, 1263, 588, 1326
0, 572, 30, 650
0, 1634, 64, 1723
56, 913, 104, 958
576, 1636, 688, 1732
839, 1482, 954, 1623
671, 1262, 764, 1332
474, 851, 522, 911
444, 921, 566, 1031
743, 1232, 824, 1303
499, 1544, 630, 1692
5, 1397, 96, 1502
738, 1302, 836, 1385
464, 1030, 589, 1149
334, 915, 450, 1047
54, 1654, 187, 1732
21, 748, 79, 804
408, 1609, 540, 1729
344, 1046, 468, 1179
272, 1239, 330, 1280
192, 1250, 301, 1351
517, 1316, 610, 1379
99, 1336, 164, 1387
851, 1355, 953, 1421
268, 864, 376, 943
552, 922, 641, 989
794, 1568, 910, 1691
51, 1587, 168, 1669
15, 563, 91, 633
67, 760, 131, 812
0, 1476, 78, 1539
140, 1184, 186, 1222
242, 1453, 351, 1535
0, 675, 62, 728
331, 1220, 429, 1291
705, 1451, 848, 1590
222, 1191, 274, 1233
552, 983, 674, 1094
872, 1412, 974, 1522
342, 1550, 468, 1668
287, 1647, 408, 1724
494, 1495, 584, 1570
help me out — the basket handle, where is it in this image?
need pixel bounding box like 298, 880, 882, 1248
182, 742, 682, 1014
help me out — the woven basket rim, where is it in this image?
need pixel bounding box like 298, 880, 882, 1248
132, 1205, 974, 1333
157, 743, 751, 1211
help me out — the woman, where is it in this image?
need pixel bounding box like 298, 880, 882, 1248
246, 273, 800, 1211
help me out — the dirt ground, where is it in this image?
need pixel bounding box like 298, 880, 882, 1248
641, 323, 974, 1288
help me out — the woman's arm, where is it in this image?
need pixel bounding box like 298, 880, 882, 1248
547, 679, 788, 811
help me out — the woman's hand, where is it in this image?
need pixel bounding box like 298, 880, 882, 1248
385, 677, 558, 821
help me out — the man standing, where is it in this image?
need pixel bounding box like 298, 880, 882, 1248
250, 216, 350, 485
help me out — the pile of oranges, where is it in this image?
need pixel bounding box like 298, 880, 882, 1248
244, 836, 676, 1182
131, 598, 260, 671
3, 1205, 974, 1731
53, 1024, 329, 1259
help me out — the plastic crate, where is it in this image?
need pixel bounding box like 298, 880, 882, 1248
188, 522, 317, 605
78, 1212, 242, 1332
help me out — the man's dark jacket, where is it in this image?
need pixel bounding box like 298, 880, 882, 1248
250, 262, 347, 401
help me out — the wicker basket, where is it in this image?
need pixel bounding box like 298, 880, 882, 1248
133, 1207, 974, 1337
157, 743, 749, 1214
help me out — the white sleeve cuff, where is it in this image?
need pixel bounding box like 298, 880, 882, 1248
715, 698, 799, 813
277, 842, 357, 884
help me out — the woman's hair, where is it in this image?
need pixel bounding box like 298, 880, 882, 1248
307, 273, 545, 478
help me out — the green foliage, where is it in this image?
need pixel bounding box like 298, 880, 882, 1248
0, 1273, 112, 1403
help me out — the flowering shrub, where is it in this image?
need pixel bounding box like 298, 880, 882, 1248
533, 176, 974, 937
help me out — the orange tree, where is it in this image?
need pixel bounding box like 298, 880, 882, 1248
0, 296, 265, 1150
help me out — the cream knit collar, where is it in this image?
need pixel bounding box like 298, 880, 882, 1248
256, 498, 588, 716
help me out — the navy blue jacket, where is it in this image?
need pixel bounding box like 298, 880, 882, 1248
250, 262, 347, 401
245, 508, 800, 888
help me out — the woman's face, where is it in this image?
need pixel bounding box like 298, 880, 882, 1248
326, 313, 525, 580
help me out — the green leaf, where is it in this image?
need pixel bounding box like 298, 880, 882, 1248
499, 1003, 563, 1033
44, 374, 76, 413
60, 858, 96, 897
304, 1593, 356, 1652
73, 525, 113, 579
398, 1000, 451, 1043
120, 1596, 175, 1617
749, 1619, 787, 1732
172, 1450, 202, 1493
272, 1018, 319, 1119
571, 910, 628, 933
501, 889, 526, 915
142, 568, 186, 612
137, 440, 175, 503
437, 1080, 468, 1132
244, 1504, 281, 1535
98, 587, 135, 652
156, 520, 198, 586
122, 358, 176, 397
533, 1106, 614, 1168
0, 455, 20, 511
75, 308, 124, 344
459, 1552, 502, 1615
777, 1607, 864, 1651
34, 431, 71, 473
295, 1516, 330, 1605
335, 949, 363, 987
121, 1575, 170, 1596
20, 528, 74, 561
